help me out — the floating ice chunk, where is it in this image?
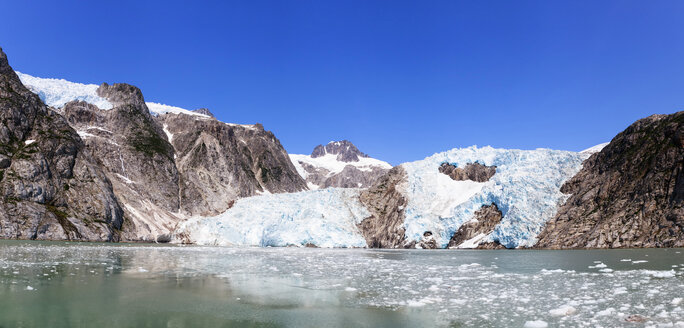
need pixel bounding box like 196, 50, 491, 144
523, 320, 548, 328
614, 287, 628, 295
407, 300, 426, 307
344, 287, 357, 292
642, 270, 676, 278
632, 260, 648, 264
589, 263, 607, 269
595, 307, 616, 316
673, 298, 683, 306
25, 286, 34, 291
549, 305, 577, 317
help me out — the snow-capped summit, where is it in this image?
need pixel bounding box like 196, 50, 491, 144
311, 140, 369, 162
290, 140, 392, 189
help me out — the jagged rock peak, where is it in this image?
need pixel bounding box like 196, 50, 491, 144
192, 108, 214, 118
97, 83, 146, 108
0, 47, 26, 87
311, 140, 370, 162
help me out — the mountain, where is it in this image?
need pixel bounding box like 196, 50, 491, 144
9, 50, 306, 242
289, 140, 391, 189
536, 112, 683, 248
176, 146, 588, 248
2, 47, 682, 249
0, 47, 123, 241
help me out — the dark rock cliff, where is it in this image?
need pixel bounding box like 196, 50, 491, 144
62, 85, 182, 241
0, 47, 123, 241
293, 140, 390, 189
311, 140, 369, 162
536, 112, 684, 248
159, 113, 307, 216
358, 166, 410, 248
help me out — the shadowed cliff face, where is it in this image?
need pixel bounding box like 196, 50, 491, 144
62, 90, 181, 242
536, 112, 684, 249
448, 203, 502, 248
159, 114, 307, 216
0, 47, 123, 241
358, 166, 410, 248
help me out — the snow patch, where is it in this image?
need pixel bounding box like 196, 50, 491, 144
289, 153, 391, 177
17, 72, 113, 109
580, 142, 609, 154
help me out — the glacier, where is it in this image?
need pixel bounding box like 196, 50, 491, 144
176, 188, 370, 248
15, 72, 593, 249
401, 146, 589, 248
17, 72, 114, 110
16, 72, 208, 118
177, 146, 588, 248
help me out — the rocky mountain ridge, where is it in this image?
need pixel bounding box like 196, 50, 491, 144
2, 47, 682, 249
5, 48, 307, 242
289, 141, 392, 189
536, 112, 683, 248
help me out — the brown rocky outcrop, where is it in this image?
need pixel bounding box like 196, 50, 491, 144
158, 113, 307, 216
536, 112, 684, 249
358, 166, 410, 248
311, 140, 369, 162
439, 162, 496, 182
0, 47, 123, 241
448, 203, 502, 248
62, 86, 181, 242
292, 140, 391, 189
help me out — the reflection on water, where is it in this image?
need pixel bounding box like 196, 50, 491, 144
0, 240, 683, 327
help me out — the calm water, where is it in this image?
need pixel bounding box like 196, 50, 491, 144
0, 240, 682, 327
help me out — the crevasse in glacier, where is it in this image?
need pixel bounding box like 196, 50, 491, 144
176, 188, 370, 247
401, 146, 589, 248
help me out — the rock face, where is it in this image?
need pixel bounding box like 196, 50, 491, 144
448, 203, 502, 248
61, 85, 182, 242
439, 162, 496, 182
358, 166, 410, 248
158, 114, 307, 216
0, 47, 123, 241
290, 140, 391, 189
12, 51, 310, 242
311, 140, 369, 162
536, 112, 684, 249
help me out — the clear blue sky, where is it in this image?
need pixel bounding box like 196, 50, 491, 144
1, 1, 683, 164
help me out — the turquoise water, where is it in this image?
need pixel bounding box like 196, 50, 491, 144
0, 240, 683, 327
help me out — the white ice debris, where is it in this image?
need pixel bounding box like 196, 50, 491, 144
176, 188, 370, 248
549, 305, 577, 317
524, 320, 548, 328
17, 72, 113, 109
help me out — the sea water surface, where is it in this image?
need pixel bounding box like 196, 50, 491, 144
0, 240, 682, 327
